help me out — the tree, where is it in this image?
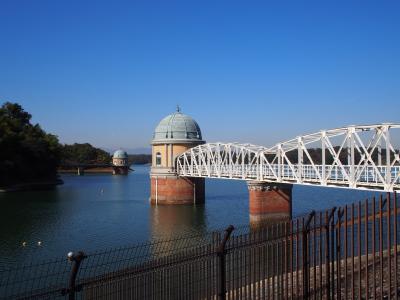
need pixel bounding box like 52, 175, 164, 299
0, 102, 61, 186
60, 143, 111, 165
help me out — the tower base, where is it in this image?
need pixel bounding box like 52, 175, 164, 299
113, 166, 129, 175
150, 175, 205, 205
248, 181, 293, 227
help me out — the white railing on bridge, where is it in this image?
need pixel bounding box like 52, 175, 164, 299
176, 124, 400, 192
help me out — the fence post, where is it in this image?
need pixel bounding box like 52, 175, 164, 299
325, 207, 336, 300
217, 225, 234, 300
66, 251, 86, 300
302, 210, 315, 300
336, 208, 344, 300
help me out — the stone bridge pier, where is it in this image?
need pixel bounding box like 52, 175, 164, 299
247, 181, 293, 227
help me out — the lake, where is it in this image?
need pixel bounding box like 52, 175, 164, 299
0, 164, 380, 270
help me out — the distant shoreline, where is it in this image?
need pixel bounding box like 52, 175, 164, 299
0, 178, 64, 192
58, 167, 114, 174
58, 164, 148, 174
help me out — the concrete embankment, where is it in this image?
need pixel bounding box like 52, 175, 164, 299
58, 167, 114, 174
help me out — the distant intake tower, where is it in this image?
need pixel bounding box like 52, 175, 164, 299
112, 150, 129, 175
150, 108, 205, 204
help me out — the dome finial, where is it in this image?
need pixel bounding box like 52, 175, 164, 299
176, 104, 181, 113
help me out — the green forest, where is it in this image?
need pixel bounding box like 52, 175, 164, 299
0, 102, 111, 187
60, 143, 111, 165
0, 102, 61, 187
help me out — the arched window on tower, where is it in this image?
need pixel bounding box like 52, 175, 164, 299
156, 152, 162, 166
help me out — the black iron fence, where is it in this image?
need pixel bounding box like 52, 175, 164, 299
1, 192, 399, 299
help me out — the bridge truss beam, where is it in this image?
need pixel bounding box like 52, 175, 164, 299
176, 124, 400, 192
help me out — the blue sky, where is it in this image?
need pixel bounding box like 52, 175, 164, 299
1, 1, 399, 152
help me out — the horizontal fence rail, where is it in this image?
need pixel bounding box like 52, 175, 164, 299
1, 193, 400, 299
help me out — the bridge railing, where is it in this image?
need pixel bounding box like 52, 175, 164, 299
177, 164, 400, 190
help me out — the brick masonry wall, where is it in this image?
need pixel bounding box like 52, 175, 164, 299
150, 176, 205, 205
248, 182, 293, 224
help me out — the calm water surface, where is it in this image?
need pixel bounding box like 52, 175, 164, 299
0, 165, 380, 269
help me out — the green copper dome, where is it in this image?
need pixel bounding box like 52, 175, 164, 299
113, 149, 128, 159
152, 108, 204, 144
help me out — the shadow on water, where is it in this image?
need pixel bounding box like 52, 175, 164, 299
0, 189, 65, 269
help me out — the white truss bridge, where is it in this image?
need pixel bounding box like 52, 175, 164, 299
176, 124, 400, 192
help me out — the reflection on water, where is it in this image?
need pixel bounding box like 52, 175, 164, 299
150, 205, 207, 240
149, 205, 208, 258
0, 164, 382, 269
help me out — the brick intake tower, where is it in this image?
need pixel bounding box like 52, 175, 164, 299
150, 108, 205, 205
112, 149, 130, 175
